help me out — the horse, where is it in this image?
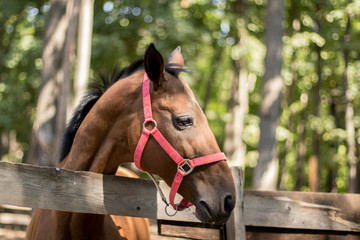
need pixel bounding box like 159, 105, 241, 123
26, 166, 151, 240
26, 44, 236, 240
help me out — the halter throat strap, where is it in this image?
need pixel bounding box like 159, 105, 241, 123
134, 72, 226, 210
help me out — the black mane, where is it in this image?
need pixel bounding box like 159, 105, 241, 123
60, 59, 186, 162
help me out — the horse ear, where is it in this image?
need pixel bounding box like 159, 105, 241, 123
144, 44, 165, 87
167, 46, 184, 75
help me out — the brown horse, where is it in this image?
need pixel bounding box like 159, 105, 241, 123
27, 166, 150, 240
26, 44, 236, 239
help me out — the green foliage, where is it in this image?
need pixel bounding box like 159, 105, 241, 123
278, 0, 360, 192
0, 1, 46, 159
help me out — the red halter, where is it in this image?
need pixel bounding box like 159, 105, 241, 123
134, 73, 226, 211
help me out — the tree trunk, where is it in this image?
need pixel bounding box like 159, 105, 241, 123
0, 131, 9, 161
279, 1, 301, 190
253, 0, 284, 190
224, 60, 240, 161
225, 56, 248, 168
343, 13, 358, 193
27, 0, 79, 166
309, 5, 322, 192
231, 59, 248, 168
224, 0, 248, 168
73, 0, 94, 108
202, 45, 223, 112
295, 120, 306, 190
328, 97, 340, 193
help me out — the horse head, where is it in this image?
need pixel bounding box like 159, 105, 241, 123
59, 43, 236, 225
130, 44, 236, 224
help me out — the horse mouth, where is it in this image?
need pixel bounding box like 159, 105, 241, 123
194, 197, 234, 225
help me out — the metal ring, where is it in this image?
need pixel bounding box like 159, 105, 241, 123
165, 204, 178, 217
143, 119, 157, 132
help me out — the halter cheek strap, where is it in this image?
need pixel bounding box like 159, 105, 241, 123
134, 73, 226, 210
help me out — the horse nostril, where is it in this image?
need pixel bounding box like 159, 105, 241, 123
199, 200, 212, 218
222, 194, 235, 215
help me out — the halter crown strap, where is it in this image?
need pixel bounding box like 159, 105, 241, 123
142, 72, 153, 120
134, 72, 226, 210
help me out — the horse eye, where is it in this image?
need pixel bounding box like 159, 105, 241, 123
174, 116, 193, 129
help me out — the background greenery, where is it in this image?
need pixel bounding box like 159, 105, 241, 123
1, 0, 359, 192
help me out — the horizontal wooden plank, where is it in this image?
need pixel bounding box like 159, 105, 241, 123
244, 190, 360, 232
1, 161, 360, 233
158, 220, 225, 240
0, 161, 198, 222
160, 225, 220, 240
0, 213, 31, 226
0, 228, 26, 239
0, 204, 32, 215
246, 226, 360, 240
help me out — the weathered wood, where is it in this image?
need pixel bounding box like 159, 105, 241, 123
157, 181, 200, 222
157, 168, 245, 240
226, 167, 246, 239
0, 205, 31, 215
0, 161, 199, 222
246, 226, 360, 240
2, 160, 360, 237
0, 204, 31, 232
244, 190, 360, 232
158, 220, 225, 240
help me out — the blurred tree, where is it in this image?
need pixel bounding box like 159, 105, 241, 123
309, 3, 322, 192
0, 0, 46, 162
27, 0, 79, 166
202, 43, 224, 113
343, 11, 357, 193
253, 0, 284, 190
73, 0, 94, 108
223, 0, 249, 168
279, 0, 303, 191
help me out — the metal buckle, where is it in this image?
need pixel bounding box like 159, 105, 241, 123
178, 159, 193, 176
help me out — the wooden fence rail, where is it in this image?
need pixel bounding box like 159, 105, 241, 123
0, 161, 198, 222
1, 160, 360, 239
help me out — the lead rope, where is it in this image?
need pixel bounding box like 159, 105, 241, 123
146, 172, 178, 216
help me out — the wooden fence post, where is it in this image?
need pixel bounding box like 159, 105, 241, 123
226, 167, 246, 239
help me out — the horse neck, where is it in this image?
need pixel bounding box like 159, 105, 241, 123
59, 71, 144, 174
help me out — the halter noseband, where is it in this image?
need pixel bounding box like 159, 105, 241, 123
134, 72, 226, 211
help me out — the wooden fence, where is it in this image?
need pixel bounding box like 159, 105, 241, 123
0, 161, 360, 239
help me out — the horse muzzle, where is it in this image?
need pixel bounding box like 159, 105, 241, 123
194, 191, 236, 224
